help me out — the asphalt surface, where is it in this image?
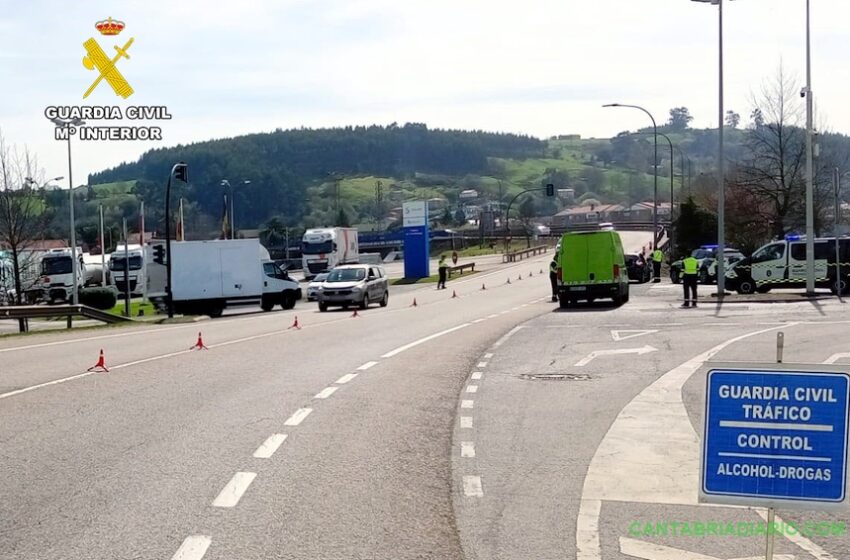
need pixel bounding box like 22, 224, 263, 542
17, 230, 848, 560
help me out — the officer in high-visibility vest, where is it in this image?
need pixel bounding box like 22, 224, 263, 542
549, 259, 558, 302
681, 252, 700, 308
651, 247, 664, 283
437, 254, 449, 290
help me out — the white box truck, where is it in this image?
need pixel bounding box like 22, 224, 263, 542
301, 227, 358, 279
148, 239, 301, 317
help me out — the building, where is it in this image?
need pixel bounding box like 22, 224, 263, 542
551, 204, 625, 227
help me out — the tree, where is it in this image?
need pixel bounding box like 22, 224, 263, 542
668, 107, 694, 132
0, 131, 51, 330
725, 110, 741, 129
673, 197, 717, 258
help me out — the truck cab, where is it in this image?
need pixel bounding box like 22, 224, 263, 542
301, 227, 359, 279
109, 244, 147, 296
38, 248, 85, 303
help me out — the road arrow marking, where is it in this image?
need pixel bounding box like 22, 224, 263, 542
575, 346, 657, 367
620, 537, 795, 560
611, 329, 658, 342
824, 353, 850, 364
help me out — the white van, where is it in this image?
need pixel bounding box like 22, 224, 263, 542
726, 236, 850, 294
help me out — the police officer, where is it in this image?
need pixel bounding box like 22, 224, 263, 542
549, 259, 558, 302
681, 251, 699, 308
437, 254, 449, 290
651, 247, 664, 283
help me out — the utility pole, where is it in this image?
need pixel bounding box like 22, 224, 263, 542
804, 0, 815, 294
98, 204, 106, 286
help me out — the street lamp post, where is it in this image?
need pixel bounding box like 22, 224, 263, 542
220, 179, 250, 239
657, 132, 676, 249
804, 0, 815, 294
692, 0, 727, 295
47, 116, 85, 314
604, 103, 659, 249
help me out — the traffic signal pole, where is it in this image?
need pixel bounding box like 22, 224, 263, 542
165, 162, 188, 319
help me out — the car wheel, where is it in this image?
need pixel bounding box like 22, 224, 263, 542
831, 277, 849, 295
737, 279, 756, 295
360, 295, 369, 310
379, 291, 388, 307
261, 300, 275, 312
318, 302, 328, 312
280, 292, 296, 310
558, 294, 570, 309
670, 269, 680, 284
699, 269, 709, 284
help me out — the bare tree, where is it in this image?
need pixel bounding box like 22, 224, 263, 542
0, 130, 50, 325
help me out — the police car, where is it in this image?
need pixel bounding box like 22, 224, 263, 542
670, 245, 742, 284
725, 235, 850, 294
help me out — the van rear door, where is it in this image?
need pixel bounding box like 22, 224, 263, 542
587, 234, 615, 284
561, 234, 588, 285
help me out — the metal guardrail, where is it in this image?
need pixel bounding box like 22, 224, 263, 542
502, 246, 548, 263
0, 305, 132, 324
448, 263, 475, 277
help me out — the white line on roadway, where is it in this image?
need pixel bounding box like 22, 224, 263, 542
212, 472, 257, 508
314, 387, 338, 399
463, 475, 483, 497
253, 434, 288, 459
472, 318, 486, 324
461, 400, 474, 409
284, 408, 313, 426
492, 326, 524, 348
357, 361, 378, 370
824, 353, 850, 364
0, 371, 95, 401
170, 535, 212, 560
381, 323, 471, 358
466, 385, 478, 393
471, 372, 482, 380
477, 361, 488, 368
335, 373, 358, 384
487, 314, 499, 319
461, 442, 476, 458
484, 352, 493, 359
460, 416, 473, 428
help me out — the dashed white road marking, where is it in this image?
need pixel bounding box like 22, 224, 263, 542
460, 416, 473, 428
465, 385, 479, 393
477, 361, 488, 368
170, 535, 212, 560
357, 361, 378, 370
484, 352, 493, 359
314, 386, 338, 399
212, 472, 257, 508
461, 400, 474, 409
253, 434, 288, 459
471, 372, 482, 380
463, 475, 484, 497
284, 408, 313, 426
461, 441, 476, 457
381, 323, 471, 358
472, 318, 486, 324
487, 314, 499, 319
335, 373, 358, 384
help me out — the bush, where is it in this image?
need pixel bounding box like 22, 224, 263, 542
79, 287, 117, 310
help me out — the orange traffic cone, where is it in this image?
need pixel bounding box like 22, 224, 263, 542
351, 309, 361, 318
190, 332, 208, 350
87, 349, 109, 372
506, 277, 512, 285
452, 290, 459, 299
540, 268, 544, 274
518, 274, 523, 280
289, 316, 302, 330
481, 283, 486, 291
529, 271, 534, 277
410, 298, 418, 307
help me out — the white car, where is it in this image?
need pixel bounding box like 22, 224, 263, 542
306, 272, 329, 301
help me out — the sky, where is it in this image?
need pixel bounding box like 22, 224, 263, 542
1, 0, 848, 185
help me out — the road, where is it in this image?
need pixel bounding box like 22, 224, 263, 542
9, 230, 849, 560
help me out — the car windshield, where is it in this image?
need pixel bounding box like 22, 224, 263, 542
326, 268, 365, 282
311, 273, 329, 283
109, 256, 143, 271
302, 240, 334, 254
41, 256, 72, 275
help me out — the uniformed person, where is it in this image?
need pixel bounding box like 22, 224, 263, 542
681, 252, 699, 308
651, 247, 664, 283
549, 259, 558, 302
437, 254, 449, 290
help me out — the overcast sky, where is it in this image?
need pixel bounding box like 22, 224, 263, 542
1, 0, 848, 184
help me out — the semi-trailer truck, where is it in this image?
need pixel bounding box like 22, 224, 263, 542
301, 227, 358, 279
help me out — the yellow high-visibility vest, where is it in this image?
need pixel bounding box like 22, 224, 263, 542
683, 256, 699, 275
652, 249, 663, 263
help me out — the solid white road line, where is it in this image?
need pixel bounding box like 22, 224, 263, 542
253, 434, 288, 459
487, 314, 499, 319
335, 373, 358, 384
0, 371, 94, 401
484, 352, 493, 359
463, 475, 484, 497
460, 416, 473, 428
381, 323, 471, 358
314, 386, 338, 399
212, 472, 257, 508
357, 361, 378, 370
471, 372, 482, 380
472, 318, 486, 324
465, 385, 478, 393
492, 325, 524, 348
461, 400, 474, 409
284, 408, 313, 426
170, 535, 212, 560
461, 442, 476, 458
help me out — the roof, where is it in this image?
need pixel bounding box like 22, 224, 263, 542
19, 240, 68, 251
555, 204, 624, 216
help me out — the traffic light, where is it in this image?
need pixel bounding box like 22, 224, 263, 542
545, 183, 555, 197
152, 244, 165, 265
174, 162, 188, 183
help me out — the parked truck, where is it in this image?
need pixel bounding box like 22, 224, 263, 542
301, 227, 358, 279
37, 248, 86, 303
109, 244, 148, 296
149, 239, 301, 318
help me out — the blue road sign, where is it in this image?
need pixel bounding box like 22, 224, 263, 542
701, 366, 850, 509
